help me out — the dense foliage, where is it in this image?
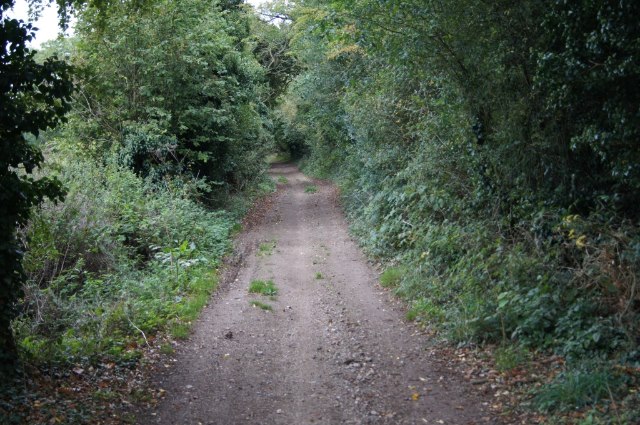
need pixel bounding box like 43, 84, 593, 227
3, 0, 640, 421
0, 0, 73, 374
16, 158, 240, 364
278, 0, 640, 419
69, 0, 271, 192
2, 0, 273, 389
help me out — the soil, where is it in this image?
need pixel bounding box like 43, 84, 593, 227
138, 163, 502, 425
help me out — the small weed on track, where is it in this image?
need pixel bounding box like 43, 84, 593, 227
248, 279, 278, 296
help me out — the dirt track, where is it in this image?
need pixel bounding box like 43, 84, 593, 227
140, 164, 499, 425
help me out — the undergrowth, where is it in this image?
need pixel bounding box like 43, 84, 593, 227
295, 92, 640, 420
299, 152, 640, 419
10, 159, 236, 366
379, 267, 405, 288
283, 0, 640, 417
2, 151, 275, 423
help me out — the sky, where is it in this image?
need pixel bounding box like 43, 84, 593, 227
6, 1, 63, 48
7, 0, 266, 48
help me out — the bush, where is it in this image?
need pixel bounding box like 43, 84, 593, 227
280, 0, 640, 417
14, 157, 234, 364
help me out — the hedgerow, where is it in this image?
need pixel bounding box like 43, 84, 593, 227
281, 0, 640, 418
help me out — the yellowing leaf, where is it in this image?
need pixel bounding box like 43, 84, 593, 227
411, 392, 420, 401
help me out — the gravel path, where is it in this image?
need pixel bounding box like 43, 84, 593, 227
139, 163, 498, 425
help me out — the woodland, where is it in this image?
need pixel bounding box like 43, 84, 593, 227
1, 0, 639, 423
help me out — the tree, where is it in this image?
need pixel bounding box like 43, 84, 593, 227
66, 0, 271, 191
0, 0, 73, 375
251, 17, 299, 106
535, 0, 640, 214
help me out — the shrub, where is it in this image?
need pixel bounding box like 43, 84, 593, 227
14, 157, 232, 364
280, 0, 640, 417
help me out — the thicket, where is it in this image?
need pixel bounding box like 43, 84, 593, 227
279, 0, 640, 419
0, 0, 73, 374
1, 0, 275, 393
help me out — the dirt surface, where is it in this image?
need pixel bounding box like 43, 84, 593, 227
139, 164, 501, 425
